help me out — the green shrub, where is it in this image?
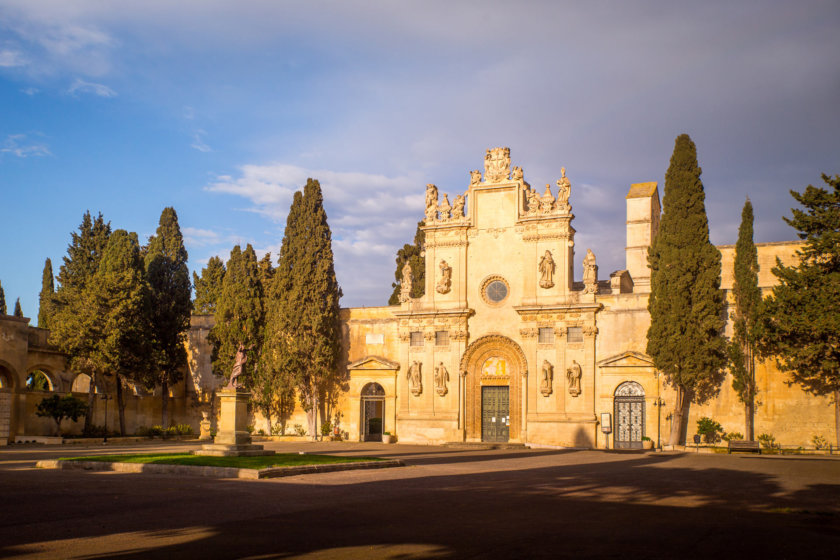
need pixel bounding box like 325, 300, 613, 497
35, 394, 88, 435
812, 435, 828, 450
722, 431, 744, 442
696, 417, 723, 443
175, 424, 193, 435
83, 424, 110, 437
293, 424, 306, 437
271, 424, 284, 436
246, 424, 255, 434
257, 429, 266, 436
320, 421, 332, 437
757, 433, 778, 449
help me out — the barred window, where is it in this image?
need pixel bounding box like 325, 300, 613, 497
567, 327, 583, 343
435, 330, 450, 346
410, 331, 424, 347
538, 327, 554, 344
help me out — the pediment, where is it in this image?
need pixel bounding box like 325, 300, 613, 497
348, 356, 400, 371
597, 351, 654, 368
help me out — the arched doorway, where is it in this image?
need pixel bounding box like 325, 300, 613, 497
0, 364, 15, 444
459, 335, 527, 443
614, 381, 645, 449
361, 382, 385, 442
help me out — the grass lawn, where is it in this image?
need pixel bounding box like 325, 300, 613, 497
59, 453, 383, 470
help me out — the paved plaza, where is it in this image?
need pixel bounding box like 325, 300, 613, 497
0, 441, 838, 559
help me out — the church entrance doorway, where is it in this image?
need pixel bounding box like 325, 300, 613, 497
481, 386, 509, 442
361, 382, 385, 442
614, 381, 645, 449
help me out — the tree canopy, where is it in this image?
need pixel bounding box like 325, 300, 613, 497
13, 298, 23, 318
193, 256, 226, 314
38, 258, 54, 329
0, 280, 6, 315
647, 134, 726, 445
388, 221, 425, 305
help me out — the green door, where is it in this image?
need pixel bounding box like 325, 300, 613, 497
481, 386, 510, 442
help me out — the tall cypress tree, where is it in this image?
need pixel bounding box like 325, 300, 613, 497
38, 258, 54, 329
144, 207, 192, 426
388, 221, 425, 304
0, 280, 6, 315
93, 230, 153, 436
13, 299, 23, 318
761, 173, 840, 447
728, 198, 761, 440
209, 244, 263, 387
193, 256, 226, 314
51, 212, 111, 432
647, 134, 726, 446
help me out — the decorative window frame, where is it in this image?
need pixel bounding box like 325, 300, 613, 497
480, 275, 510, 306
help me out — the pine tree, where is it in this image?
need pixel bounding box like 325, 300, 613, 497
93, 230, 154, 436
144, 207, 192, 426
51, 211, 112, 432
728, 198, 761, 440
647, 134, 727, 446
0, 280, 6, 315
13, 298, 23, 318
209, 244, 263, 388
388, 221, 426, 305
193, 256, 226, 314
38, 258, 54, 329
761, 173, 840, 447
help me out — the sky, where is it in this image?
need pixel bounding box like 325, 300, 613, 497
1, 1, 838, 324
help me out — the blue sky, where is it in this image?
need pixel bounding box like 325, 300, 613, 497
1, 1, 838, 323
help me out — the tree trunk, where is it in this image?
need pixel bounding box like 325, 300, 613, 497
668, 386, 690, 446
746, 346, 755, 441
84, 372, 96, 433
835, 388, 839, 449
115, 374, 126, 436
306, 393, 318, 441
161, 377, 169, 428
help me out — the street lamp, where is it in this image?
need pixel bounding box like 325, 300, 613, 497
101, 394, 112, 443
652, 397, 666, 450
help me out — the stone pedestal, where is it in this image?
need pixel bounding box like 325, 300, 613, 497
194, 389, 274, 457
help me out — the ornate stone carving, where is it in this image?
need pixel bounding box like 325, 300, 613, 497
555, 167, 571, 213
424, 330, 436, 341
615, 381, 645, 397
540, 184, 556, 213
425, 184, 438, 222
539, 250, 555, 289
399, 262, 413, 303
452, 194, 466, 219
398, 331, 411, 342
438, 193, 452, 221
436, 260, 452, 294
407, 361, 423, 396
525, 186, 541, 215
470, 170, 481, 186
435, 362, 449, 396
519, 327, 539, 339
582, 325, 599, 337
459, 334, 528, 378
582, 249, 598, 294
511, 165, 524, 182
484, 147, 511, 183
540, 360, 553, 396
451, 329, 469, 341
487, 227, 505, 239
566, 360, 582, 397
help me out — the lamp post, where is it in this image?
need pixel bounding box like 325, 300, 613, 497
653, 397, 665, 450
101, 394, 112, 443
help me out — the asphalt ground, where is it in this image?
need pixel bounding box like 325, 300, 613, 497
0, 441, 838, 559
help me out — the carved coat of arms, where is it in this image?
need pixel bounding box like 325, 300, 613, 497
484, 147, 511, 183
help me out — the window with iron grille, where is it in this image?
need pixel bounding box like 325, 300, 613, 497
538, 327, 554, 344
435, 330, 450, 346
567, 327, 583, 343
410, 331, 424, 347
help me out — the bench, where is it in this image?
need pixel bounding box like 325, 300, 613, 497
728, 440, 761, 454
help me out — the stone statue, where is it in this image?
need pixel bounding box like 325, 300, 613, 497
434, 362, 449, 396
539, 250, 555, 289
540, 184, 555, 213
527, 186, 541, 215
226, 343, 247, 389
452, 194, 466, 219
540, 360, 553, 396
425, 184, 438, 222
484, 147, 511, 183
470, 170, 481, 186
399, 262, 413, 303
555, 167, 571, 212
438, 193, 452, 221
511, 165, 524, 182
408, 361, 422, 396
566, 360, 582, 397
582, 249, 598, 294
436, 260, 452, 294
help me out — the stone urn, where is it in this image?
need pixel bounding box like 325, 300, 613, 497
382, 433, 393, 444
642, 439, 654, 450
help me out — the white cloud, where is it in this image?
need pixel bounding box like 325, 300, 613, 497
20, 87, 39, 95
190, 129, 212, 152
0, 49, 26, 67
67, 78, 117, 97
1, 134, 51, 158
182, 227, 221, 247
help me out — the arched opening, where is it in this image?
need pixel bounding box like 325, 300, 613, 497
614, 381, 645, 449
26, 370, 53, 392
0, 365, 15, 444
361, 382, 385, 442
71, 373, 97, 394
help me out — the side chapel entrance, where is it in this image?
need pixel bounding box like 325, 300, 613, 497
614, 381, 645, 449
361, 382, 385, 442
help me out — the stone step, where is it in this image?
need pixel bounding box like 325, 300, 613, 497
442, 442, 529, 450
194, 443, 275, 457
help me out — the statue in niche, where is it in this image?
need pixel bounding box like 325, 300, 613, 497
436, 260, 452, 294
540, 360, 553, 396
435, 362, 449, 396
408, 361, 423, 396
539, 250, 555, 289
566, 360, 582, 397
484, 147, 511, 183
555, 167, 571, 212
582, 249, 598, 294
425, 184, 438, 222
399, 262, 413, 303
452, 194, 466, 219
511, 165, 524, 182
526, 186, 541, 215
470, 170, 482, 186
226, 343, 248, 389
540, 184, 556, 213
438, 193, 452, 221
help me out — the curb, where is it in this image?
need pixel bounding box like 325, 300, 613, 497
35, 459, 404, 479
